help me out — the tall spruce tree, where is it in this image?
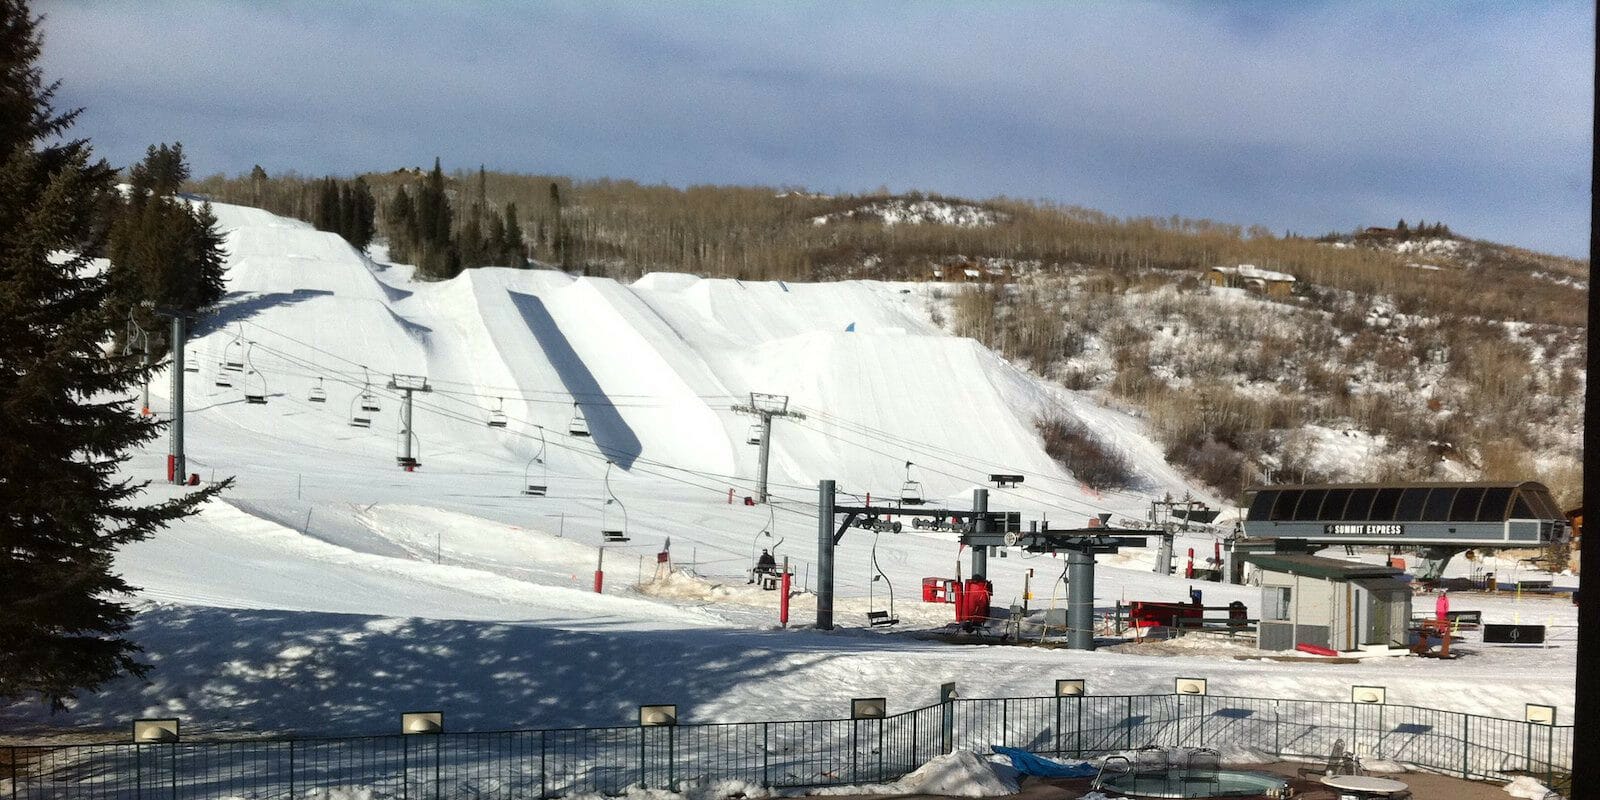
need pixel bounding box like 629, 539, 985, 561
0, 0, 225, 710
107, 144, 228, 327
502, 203, 525, 268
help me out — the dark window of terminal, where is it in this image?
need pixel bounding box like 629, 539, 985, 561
1319, 489, 1351, 520
1292, 489, 1328, 521
1449, 487, 1486, 521
1272, 489, 1302, 520
1511, 494, 1536, 520
1341, 489, 1377, 520
1423, 487, 1457, 521
1394, 488, 1428, 521
1477, 487, 1513, 521
1369, 488, 1403, 520
1525, 488, 1559, 519
1248, 490, 1278, 520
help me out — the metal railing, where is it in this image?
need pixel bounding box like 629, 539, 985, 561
3, 693, 1571, 798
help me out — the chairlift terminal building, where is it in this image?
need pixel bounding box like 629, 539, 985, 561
1241, 482, 1567, 547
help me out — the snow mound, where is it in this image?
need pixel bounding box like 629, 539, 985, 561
637, 569, 745, 602
1392, 238, 1463, 257
810, 751, 1018, 797
1503, 775, 1561, 799
812, 199, 1004, 228
1218, 747, 1276, 766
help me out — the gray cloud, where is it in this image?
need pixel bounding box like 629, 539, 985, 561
38, 1, 1592, 255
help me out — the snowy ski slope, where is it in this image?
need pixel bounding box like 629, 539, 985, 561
0, 202, 1575, 737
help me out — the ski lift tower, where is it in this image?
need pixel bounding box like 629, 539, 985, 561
147, 304, 198, 484
386, 374, 431, 469
732, 392, 805, 503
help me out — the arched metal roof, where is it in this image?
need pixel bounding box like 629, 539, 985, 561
1244, 481, 1561, 524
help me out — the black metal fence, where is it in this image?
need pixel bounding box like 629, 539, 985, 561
3, 693, 1571, 798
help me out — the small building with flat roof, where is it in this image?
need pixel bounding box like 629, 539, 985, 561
1245, 552, 1412, 653
1207, 264, 1297, 296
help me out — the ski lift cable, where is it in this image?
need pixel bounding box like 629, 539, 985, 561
793, 402, 1155, 507
231, 361, 817, 502
230, 318, 736, 403
790, 403, 1152, 502
232, 318, 713, 406
788, 416, 1113, 520
789, 404, 1138, 515
248, 351, 781, 499
234, 335, 827, 507
229, 328, 823, 492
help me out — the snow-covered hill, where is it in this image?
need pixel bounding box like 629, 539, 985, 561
0, 202, 1575, 738
811, 198, 1004, 228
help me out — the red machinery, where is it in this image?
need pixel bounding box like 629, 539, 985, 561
954, 578, 992, 624
1127, 599, 1203, 629
922, 577, 957, 603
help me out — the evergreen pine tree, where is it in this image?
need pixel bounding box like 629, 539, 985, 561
484, 211, 505, 266
502, 202, 525, 268
349, 178, 374, 251
106, 143, 228, 323
548, 181, 569, 268
0, 0, 225, 710
248, 164, 267, 206
411, 158, 455, 279
385, 184, 416, 262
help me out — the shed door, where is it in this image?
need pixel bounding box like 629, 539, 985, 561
1367, 591, 1392, 645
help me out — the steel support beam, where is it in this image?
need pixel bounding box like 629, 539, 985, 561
817, 480, 836, 630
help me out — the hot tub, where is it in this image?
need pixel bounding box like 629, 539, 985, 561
1098, 768, 1288, 798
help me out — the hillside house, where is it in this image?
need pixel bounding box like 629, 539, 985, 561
1207, 264, 1297, 297
929, 262, 1014, 284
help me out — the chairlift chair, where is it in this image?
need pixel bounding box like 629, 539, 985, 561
214, 372, 234, 389
487, 396, 509, 428
395, 430, 421, 469
243, 372, 268, 404
221, 330, 246, 372
600, 461, 629, 542
866, 532, 900, 626
522, 427, 549, 496
183, 353, 200, 374
354, 367, 381, 413
348, 391, 373, 428
900, 461, 924, 506
748, 506, 785, 589
746, 423, 763, 446
569, 402, 590, 437
241, 344, 267, 404
308, 378, 327, 403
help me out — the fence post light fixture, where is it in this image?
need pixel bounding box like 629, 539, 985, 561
401, 711, 443, 734
1174, 677, 1207, 696
639, 704, 678, 727
1056, 679, 1085, 697
1352, 685, 1387, 704
1526, 704, 1557, 725
851, 697, 887, 719
940, 682, 959, 703
132, 718, 179, 743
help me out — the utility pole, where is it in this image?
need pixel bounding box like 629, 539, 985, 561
732, 392, 806, 503
386, 374, 431, 470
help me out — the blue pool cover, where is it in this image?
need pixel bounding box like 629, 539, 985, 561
991, 746, 1098, 778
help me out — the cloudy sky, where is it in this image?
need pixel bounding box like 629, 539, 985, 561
39, 2, 1593, 256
